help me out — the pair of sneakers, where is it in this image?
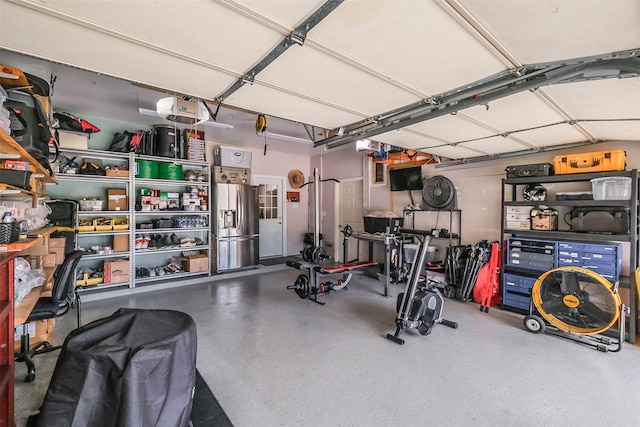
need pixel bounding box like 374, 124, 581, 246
179, 237, 204, 247
136, 233, 181, 250
135, 235, 150, 250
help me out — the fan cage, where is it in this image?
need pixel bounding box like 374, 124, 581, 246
422, 176, 456, 210
531, 266, 621, 335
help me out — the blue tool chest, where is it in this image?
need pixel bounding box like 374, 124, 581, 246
556, 241, 622, 281
503, 238, 622, 311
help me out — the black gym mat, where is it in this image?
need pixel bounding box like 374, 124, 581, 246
191, 369, 234, 427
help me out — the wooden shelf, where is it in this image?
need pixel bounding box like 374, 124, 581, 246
0, 226, 58, 253
0, 129, 57, 185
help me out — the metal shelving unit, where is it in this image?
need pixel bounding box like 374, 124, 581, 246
46, 149, 212, 295
500, 169, 639, 343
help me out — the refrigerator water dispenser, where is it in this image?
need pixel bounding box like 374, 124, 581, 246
222, 209, 237, 228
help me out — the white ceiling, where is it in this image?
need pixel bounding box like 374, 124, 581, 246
1, 0, 639, 161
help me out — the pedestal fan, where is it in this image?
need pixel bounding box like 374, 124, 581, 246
523, 266, 628, 352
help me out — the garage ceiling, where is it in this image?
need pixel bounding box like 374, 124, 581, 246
1, 0, 639, 162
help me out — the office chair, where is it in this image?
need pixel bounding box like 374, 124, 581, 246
15, 250, 83, 382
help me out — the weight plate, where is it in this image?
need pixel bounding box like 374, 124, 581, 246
302, 246, 314, 262
294, 275, 309, 299
312, 246, 328, 264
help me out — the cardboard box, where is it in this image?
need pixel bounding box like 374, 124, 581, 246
20, 234, 50, 256
14, 318, 56, 353
58, 131, 89, 149
113, 234, 129, 252
42, 253, 57, 268
49, 237, 66, 265
506, 220, 530, 230
3, 160, 29, 171
181, 254, 208, 272
106, 169, 129, 177
103, 259, 129, 283
506, 206, 534, 214
108, 188, 128, 211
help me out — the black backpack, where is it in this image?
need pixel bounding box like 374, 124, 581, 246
5, 89, 57, 173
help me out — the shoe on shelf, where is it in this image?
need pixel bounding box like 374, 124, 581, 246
156, 234, 168, 249
180, 237, 196, 247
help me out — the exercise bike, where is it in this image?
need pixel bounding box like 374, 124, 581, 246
386, 228, 458, 345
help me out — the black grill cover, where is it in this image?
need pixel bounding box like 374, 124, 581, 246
38, 308, 197, 427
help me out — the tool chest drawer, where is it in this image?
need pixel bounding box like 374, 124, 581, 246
503, 290, 532, 311
556, 241, 620, 255
506, 238, 555, 271
503, 273, 536, 295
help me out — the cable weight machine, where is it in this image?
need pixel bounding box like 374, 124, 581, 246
286, 168, 377, 304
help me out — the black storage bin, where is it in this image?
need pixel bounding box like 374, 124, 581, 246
0, 169, 32, 190
363, 217, 403, 234
505, 163, 553, 179
153, 218, 173, 228
153, 125, 181, 158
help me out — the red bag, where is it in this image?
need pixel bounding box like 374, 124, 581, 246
53, 111, 100, 133
473, 241, 501, 312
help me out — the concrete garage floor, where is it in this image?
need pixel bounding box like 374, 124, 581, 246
14, 267, 640, 427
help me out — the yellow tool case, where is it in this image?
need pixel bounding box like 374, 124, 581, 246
553, 149, 626, 175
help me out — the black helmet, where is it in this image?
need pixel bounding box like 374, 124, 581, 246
523, 183, 547, 202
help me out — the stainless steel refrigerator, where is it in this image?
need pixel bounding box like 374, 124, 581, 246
213, 183, 260, 272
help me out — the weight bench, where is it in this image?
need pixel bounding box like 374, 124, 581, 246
313, 260, 379, 274
286, 260, 379, 305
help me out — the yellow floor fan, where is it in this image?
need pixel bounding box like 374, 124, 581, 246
523, 266, 629, 352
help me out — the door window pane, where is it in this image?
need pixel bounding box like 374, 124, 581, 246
259, 184, 279, 220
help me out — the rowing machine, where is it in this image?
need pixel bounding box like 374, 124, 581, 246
386, 228, 458, 345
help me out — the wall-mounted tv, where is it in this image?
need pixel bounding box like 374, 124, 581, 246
389, 166, 423, 192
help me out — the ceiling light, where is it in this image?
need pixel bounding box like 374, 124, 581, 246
263, 131, 311, 144
138, 108, 233, 129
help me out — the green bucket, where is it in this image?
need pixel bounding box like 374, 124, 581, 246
158, 162, 184, 180
136, 159, 159, 179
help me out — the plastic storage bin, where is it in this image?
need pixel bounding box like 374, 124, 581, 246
79, 199, 104, 211
590, 176, 631, 200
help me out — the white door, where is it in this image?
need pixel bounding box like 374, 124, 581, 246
338, 179, 364, 262
253, 175, 284, 258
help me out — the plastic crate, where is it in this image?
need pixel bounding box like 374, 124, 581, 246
78, 219, 95, 232
112, 218, 129, 230
79, 199, 104, 211
591, 177, 631, 200
94, 218, 113, 231
0, 222, 20, 244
